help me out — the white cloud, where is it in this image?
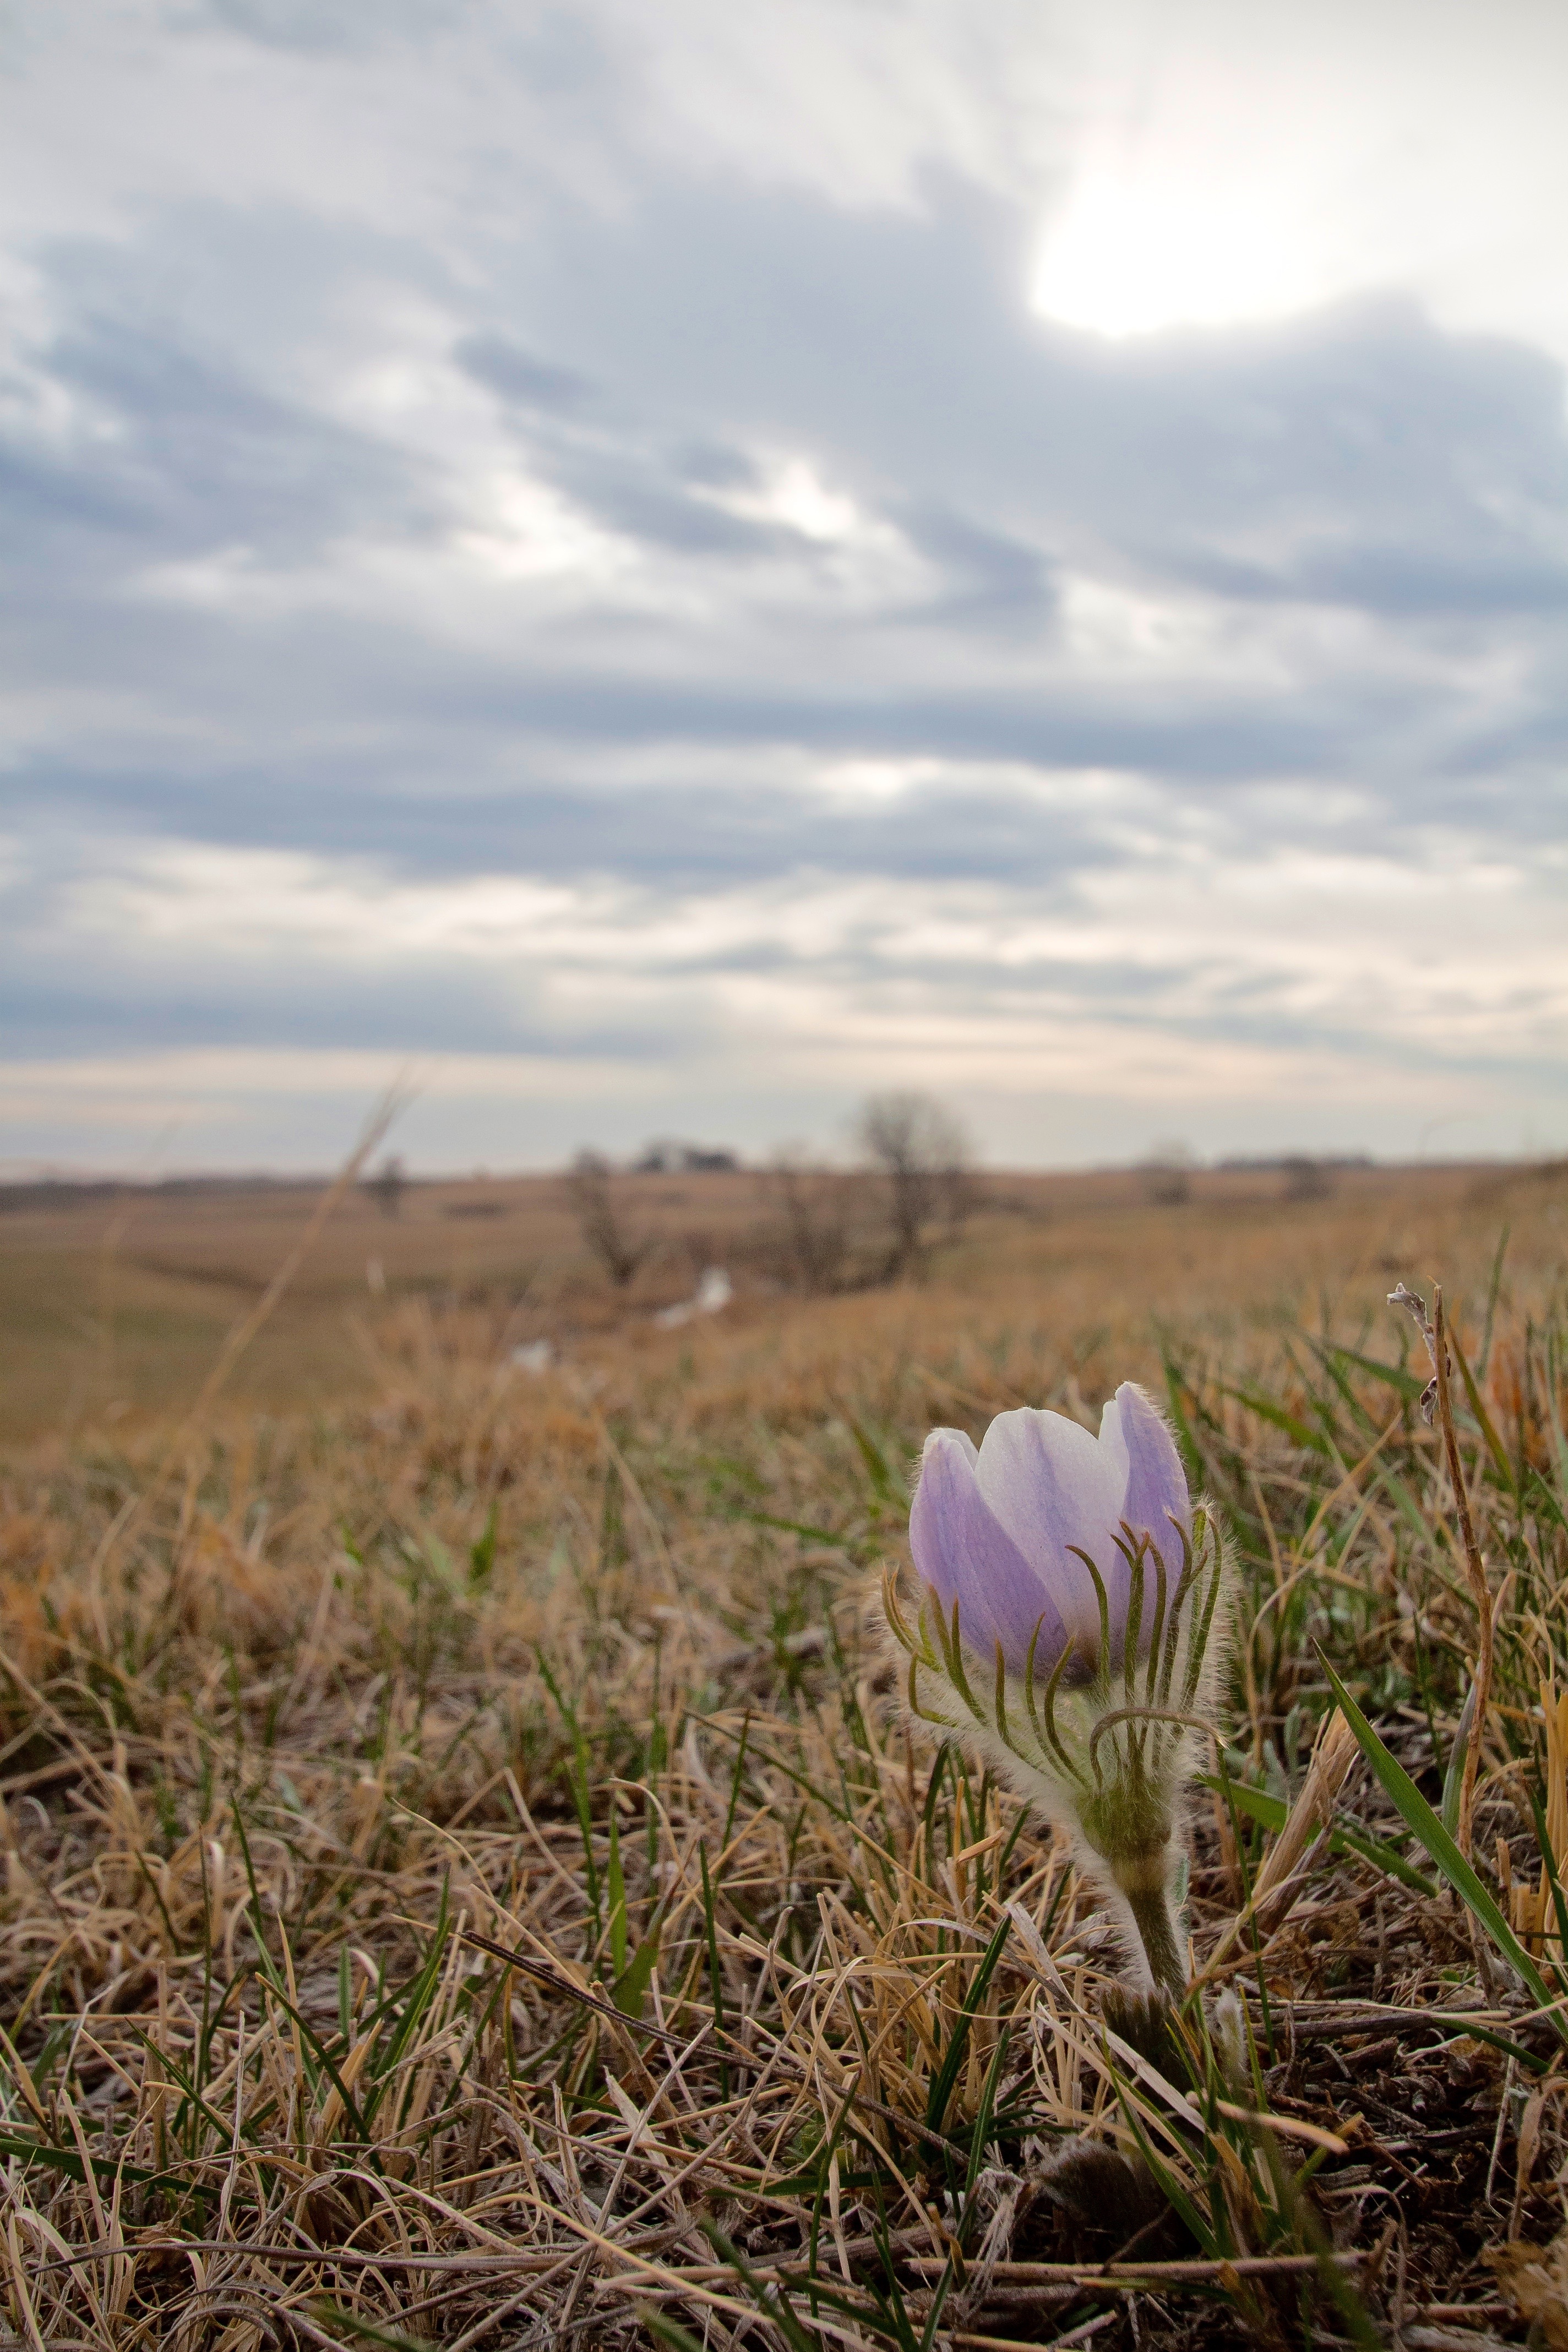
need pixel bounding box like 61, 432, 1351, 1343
10, 0, 1568, 361
42, 820, 1568, 1110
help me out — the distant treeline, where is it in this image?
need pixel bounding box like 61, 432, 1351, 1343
0, 1173, 323, 1212
1216, 1153, 1374, 1172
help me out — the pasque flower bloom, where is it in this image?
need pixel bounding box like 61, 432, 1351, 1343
883, 1383, 1231, 1995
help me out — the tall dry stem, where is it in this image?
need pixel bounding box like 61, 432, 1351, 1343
1433, 1287, 1494, 1864
1389, 1280, 1495, 1864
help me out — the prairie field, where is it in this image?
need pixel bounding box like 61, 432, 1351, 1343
2, 1155, 1568, 2349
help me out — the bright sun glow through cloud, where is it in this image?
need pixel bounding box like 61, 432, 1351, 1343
1031, 169, 1323, 339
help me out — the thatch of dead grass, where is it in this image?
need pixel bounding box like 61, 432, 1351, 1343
2, 1173, 1568, 2347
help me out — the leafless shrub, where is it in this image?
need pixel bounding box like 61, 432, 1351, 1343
1282, 1154, 1334, 1202
1140, 1139, 1195, 1207
856, 1090, 972, 1276
769, 1151, 853, 1293
567, 1149, 652, 1287
365, 1153, 406, 1218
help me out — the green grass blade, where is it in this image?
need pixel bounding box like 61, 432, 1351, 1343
1441, 1678, 1479, 1841
1109, 2061, 1219, 2257
467, 1500, 498, 1588
643, 2320, 709, 2352
0, 2131, 212, 2204
1451, 1324, 1516, 1496
925, 1909, 1010, 2137
1215, 1382, 1330, 1454
850, 1417, 904, 1511
1526, 1785, 1568, 1988
1321, 1344, 1428, 1403
918, 2253, 958, 2352
607, 1806, 628, 1979
699, 1844, 728, 2097
360, 1880, 451, 2126
307, 2301, 434, 2352
961, 2021, 1010, 2213
123, 2021, 266, 2157
1319, 1656, 1568, 2045
1197, 1772, 1436, 1898
1480, 1224, 1510, 1379
611, 1925, 661, 2021
721, 1708, 752, 1853
700, 2220, 823, 2352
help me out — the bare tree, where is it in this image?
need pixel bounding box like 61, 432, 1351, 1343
769, 1151, 851, 1294
1140, 1139, 1195, 1207
856, 1091, 971, 1277
567, 1151, 652, 1288
1282, 1155, 1333, 1202
366, 1155, 406, 1219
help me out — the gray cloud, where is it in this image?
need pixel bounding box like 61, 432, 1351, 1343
192, 0, 468, 58
453, 331, 595, 415
3, 104, 1567, 1161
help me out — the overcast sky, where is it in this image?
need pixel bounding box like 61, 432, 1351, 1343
5, 0, 1568, 1172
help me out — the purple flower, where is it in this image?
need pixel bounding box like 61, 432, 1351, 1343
908, 1383, 1191, 1680
885, 1380, 1230, 1997
884, 1382, 1222, 1994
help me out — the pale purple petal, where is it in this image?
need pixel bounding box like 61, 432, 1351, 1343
972, 1407, 1121, 1651
1103, 1382, 1191, 1564
910, 1429, 1069, 1675
1097, 1382, 1192, 1645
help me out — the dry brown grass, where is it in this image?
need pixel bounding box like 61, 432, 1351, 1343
8, 1154, 1553, 1441
2, 1156, 1567, 2347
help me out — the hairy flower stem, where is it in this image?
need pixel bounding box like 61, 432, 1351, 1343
1110, 1849, 1186, 1999
1079, 1778, 1188, 1994
1125, 1879, 1185, 1999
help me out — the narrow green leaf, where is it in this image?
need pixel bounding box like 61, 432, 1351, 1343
0, 2132, 211, 2204
1319, 1656, 1568, 2048
1322, 1344, 1429, 1403
925, 1909, 1010, 2137
467, 1501, 499, 1588
607, 1807, 628, 1980
308, 2301, 435, 2352
361, 1881, 451, 2128
1196, 1772, 1436, 1897
962, 2021, 1011, 2211
1159, 1355, 1206, 1485
1441, 1678, 1479, 1841
251, 1989, 375, 2149
1107, 2055, 1219, 2258
1451, 1324, 1516, 1496
642, 2319, 709, 2352
611, 1925, 661, 2021
918, 2252, 959, 2352
850, 1417, 905, 1512
700, 1844, 727, 2097
1215, 1382, 1329, 1453
732, 1507, 854, 1549
700, 2221, 821, 2352
721, 1709, 752, 1853
1526, 1785, 1568, 1981
538, 1649, 602, 1936
693, 1713, 859, 1830
123, 2021, 269, 2158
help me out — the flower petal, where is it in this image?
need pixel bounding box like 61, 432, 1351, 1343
910, 1428, 1069, 1674
972, 1406, 1122, 1650
1095, 1382, 1191, 1647
1102, 1382, 1191, 1567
